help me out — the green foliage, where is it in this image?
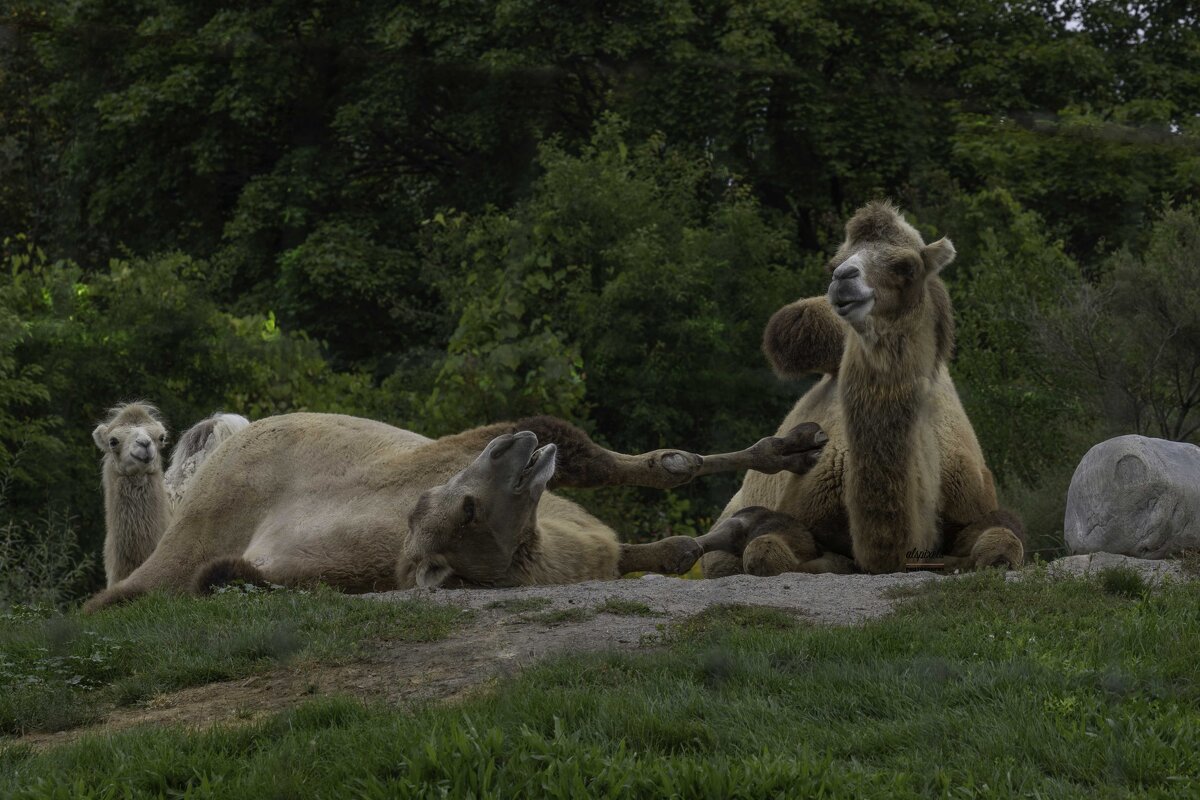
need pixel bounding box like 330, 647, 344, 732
1037, 203, 1200, 443
422, 118, 808, 456
0, 238, 381, 582
0, 0, 1198, 584
933, 190, 1084, 485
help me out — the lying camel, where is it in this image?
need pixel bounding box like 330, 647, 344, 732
83, 413, 827, 611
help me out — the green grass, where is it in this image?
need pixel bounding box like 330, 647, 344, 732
0, 587, 466, 736
1097, 566, 1150, 599
4, 572, 1200, 798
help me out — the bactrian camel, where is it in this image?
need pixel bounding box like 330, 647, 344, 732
83, 413, 828, 611
701, 201, 1025, 577
93, 403, 249, 586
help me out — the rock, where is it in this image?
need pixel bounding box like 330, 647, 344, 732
1046, 553, 1187, 584
1065, 434, 1200, 558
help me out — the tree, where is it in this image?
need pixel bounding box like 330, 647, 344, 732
1038, 203, 1200, 443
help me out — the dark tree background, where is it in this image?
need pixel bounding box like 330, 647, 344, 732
1, 0, 1198, 600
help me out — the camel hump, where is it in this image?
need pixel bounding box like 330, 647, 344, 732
164, 412, 251, 503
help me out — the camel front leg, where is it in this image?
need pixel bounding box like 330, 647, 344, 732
492, 416, 827, 491
598, 422, 828, 490
617, 537, 704, 575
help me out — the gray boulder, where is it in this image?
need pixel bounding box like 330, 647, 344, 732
1065, 434, 1200, 558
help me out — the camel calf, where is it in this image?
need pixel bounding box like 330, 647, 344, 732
83, 413, 827, 611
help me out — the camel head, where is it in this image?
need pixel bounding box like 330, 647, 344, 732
405, 431, 557, 588
826, 200, 956, 331
92, 402, 168, 477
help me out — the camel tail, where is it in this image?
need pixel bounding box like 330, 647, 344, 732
192, 557, 270, 595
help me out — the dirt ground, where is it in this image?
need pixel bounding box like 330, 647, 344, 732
14, 555, 1187, 750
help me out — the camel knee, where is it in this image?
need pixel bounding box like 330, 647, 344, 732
700, 550, 743, 578
743, 534, 800, 577
970, 527, 1024, 570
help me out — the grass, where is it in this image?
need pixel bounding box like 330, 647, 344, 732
3, 571, 1200, 798
0, 587, 466, 736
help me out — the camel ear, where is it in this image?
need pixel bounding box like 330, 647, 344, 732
922, 237, 956, 274
92, 424, 110, 452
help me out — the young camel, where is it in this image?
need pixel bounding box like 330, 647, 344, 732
83, 413, 827, 612
93, 403, 250, 587
701, 201, 1025, 577
93, 403, 170, 586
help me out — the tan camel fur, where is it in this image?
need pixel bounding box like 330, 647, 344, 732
83, 413, 827, 612
93, 403, 170, 587
702, 201, 1025, 577
93, 404, 250, 587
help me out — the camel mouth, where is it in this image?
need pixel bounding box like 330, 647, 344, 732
832, 295, 874, 318
515, 443, 556, 491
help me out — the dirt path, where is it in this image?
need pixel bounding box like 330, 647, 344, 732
14, 556, 1187, 750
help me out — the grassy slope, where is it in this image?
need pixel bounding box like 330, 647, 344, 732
2, 570, 1199, 798
0, 587, 466, 736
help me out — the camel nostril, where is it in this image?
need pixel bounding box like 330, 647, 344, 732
490, 436, 516, 459
833, 264, 861, 281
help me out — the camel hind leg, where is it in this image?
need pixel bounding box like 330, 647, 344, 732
697, 507, 853, 577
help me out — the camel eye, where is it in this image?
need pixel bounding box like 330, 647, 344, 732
461, 496, 476, 524
159, 434, 167, 444
891, 259, 915, 279
109, 437, 119, 449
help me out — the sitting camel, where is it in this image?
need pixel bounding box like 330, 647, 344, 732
701, 201, 1025, 577
83, 413, 827, 611
92, 403, 249, 586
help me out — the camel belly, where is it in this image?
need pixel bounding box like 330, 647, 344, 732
242, 494, 411, 592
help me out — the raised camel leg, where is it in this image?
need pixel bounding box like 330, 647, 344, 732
617, 537, 707, 575
762, 296, 847, 378
696, 507, 855, 577
484, 416, 828, 491
942, 509, 1026, 571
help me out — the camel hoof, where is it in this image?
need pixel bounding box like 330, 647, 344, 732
763, 423, 827, 475
659, 451, 702, 477
656, 536, 703, 574
695, 513, 756, 555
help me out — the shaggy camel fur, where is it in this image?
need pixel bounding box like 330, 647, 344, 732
163, 412, 250, 507
702, 201, 1025, 577
93, 404, 250, 587
93, 403, 170, 586
83, 413, 827, 611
